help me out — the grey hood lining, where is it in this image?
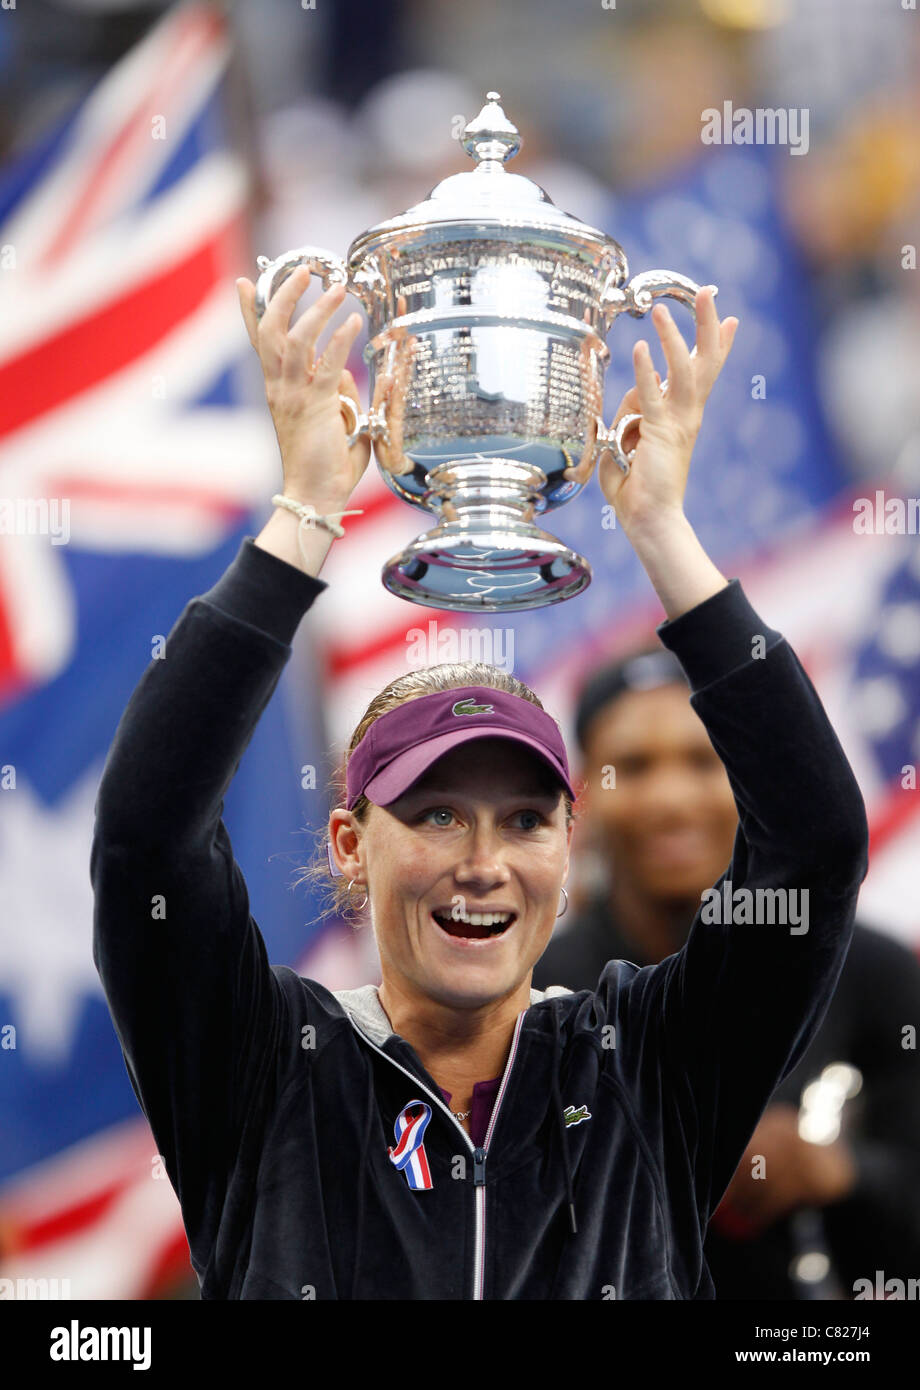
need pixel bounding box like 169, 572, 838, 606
332, 982, 574, 1047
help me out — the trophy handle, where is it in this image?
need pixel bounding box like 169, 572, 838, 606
253, 247, 388, 450
597, 270, 713, 476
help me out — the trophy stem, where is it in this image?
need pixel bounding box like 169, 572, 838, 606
423, 458, 546, 523
381, 456, 592, 611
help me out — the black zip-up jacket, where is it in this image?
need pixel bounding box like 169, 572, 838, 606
90, 537, 870, 1299
535, 905, 920, 1299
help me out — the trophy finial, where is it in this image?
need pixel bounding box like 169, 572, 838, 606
461, 92, 521, 166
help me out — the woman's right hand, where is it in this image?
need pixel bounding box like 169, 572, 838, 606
236, 266, 371, 511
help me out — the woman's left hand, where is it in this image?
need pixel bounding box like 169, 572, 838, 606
564, 286, 738, 536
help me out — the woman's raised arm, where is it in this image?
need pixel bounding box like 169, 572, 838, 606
235, 268, 414, 580
569, 285, 739, 620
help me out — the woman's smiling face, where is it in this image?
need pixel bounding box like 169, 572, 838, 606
333, 736, 572, 1010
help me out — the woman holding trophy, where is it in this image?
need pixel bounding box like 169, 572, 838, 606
89, 254, 869, 1299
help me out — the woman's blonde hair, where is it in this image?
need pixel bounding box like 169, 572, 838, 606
292, 661, 581, 925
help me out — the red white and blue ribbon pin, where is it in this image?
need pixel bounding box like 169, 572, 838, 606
388, 1100, 434, 1191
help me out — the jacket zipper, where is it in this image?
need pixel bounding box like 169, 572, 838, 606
346, 1009, 526, 1301
470, 1010, 525, 1299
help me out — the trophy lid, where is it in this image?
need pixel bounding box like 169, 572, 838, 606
349, 91, 613, 254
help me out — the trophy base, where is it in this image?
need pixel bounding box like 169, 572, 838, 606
381, 520, 591, 612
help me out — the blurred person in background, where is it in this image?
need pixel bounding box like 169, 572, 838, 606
754, 0, 920, 488
533, 649, 920, 1299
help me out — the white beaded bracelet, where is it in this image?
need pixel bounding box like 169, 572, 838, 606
271, 494, 364, 566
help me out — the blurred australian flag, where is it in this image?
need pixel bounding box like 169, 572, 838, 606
0, 3, 335, 1297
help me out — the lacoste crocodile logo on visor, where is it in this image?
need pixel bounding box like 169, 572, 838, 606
452, 697, 494, 716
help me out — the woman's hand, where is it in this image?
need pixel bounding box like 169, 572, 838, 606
566, 286, 738, 537
236, 267, 370, 511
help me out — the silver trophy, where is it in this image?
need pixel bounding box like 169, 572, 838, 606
255, 92, 713, 611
